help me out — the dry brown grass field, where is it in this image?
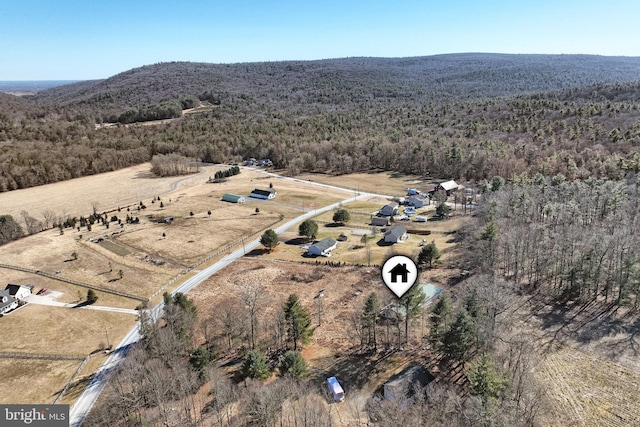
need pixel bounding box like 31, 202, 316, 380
538, 345, 640, 427
0, 305, 136, 355
0, 358, 83, 404
296, 171, 443, 196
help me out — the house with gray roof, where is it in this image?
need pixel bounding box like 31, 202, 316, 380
307, 237, 338, 257
407, 195, 430, 208
384, 225, 408, 244
379, 202, 399, 217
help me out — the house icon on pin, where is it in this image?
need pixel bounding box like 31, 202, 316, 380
389, 263, 409, 283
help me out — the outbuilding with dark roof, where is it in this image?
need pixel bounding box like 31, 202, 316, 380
250, 188, 276, 199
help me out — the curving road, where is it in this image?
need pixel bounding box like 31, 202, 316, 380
69, 170, 391, 426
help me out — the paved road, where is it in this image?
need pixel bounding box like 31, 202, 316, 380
68, 177, 386, 426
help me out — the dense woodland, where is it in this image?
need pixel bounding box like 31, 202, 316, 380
1, 54, 640, 191
473, 173, 640, 306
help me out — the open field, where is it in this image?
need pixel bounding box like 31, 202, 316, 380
0, 163, 224, 224
538, 345, 640, 427
0, 358, 83, 404
0, 304, 136, 355
295, 171, 443, 196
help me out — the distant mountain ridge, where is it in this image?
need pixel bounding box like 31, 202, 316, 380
2, 53, 640, 193
31, 53, 640, 116
0, 80, 80, 94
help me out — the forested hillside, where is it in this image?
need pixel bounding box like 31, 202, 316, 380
1, 54, 640, 191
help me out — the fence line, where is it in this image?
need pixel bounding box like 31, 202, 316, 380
54, 354, 92, 404
348, 210, 378, 216
0, 351, 86, 361
315, 220, 378, 231
147, 216, 282, 300
0, 263, 148, 302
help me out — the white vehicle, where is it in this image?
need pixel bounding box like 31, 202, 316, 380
414, 216, 426, 222
327, 377, 345, 402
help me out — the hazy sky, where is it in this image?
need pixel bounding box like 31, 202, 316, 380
1, 0, 639, 80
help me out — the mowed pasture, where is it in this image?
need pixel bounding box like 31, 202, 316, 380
296, 171, 442, 196
0, 163, 222, 224
0, 358, 83, 404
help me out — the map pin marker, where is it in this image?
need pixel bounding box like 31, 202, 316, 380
381, 255, 418, 298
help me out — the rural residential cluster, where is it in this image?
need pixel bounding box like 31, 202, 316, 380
1, 53, 640, 427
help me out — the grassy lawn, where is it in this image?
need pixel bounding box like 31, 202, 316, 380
0, 305, 136, 355
0, 358, 82, 404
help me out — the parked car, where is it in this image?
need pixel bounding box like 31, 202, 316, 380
36, 288, 48, 295
404, 207, 416, 215
414, 216, 427, 222
399, 215, 410, 221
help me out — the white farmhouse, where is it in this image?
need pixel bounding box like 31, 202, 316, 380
307, 237, 338, 257
5, 284, 32, 300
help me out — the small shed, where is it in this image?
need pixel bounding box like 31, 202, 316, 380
250, 188, 276, 199
307, 238, 338, 257
222, 193, 246, 204
327, 377, 345, 402
379, 202, 399, 217
5, 284, 32, 300
371, 217, 390, 227
384, 226, 408, 244
384, 365, 434, 402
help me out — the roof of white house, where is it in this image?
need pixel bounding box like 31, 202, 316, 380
310, 237, 337, 252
